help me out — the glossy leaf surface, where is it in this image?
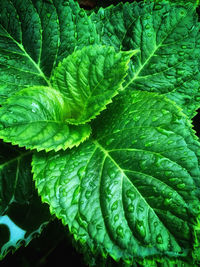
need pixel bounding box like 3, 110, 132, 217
33, 90, 200, 263
52, 45, 137, 124
0, 86, 91, 151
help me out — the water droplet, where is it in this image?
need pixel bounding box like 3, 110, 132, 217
177, 69, 184, 76
49, 161, 56, 170
83, 20, 88, 25
156, 234, 163, 244
139, 161, 147, 170
111, 200, 118, 211
89, 36, 95, 44
144, 142, 154, 147
85, 190, 92, 199
154, 221, 158, 228
79, 10, 85, 18
156, 127, 172, 137
127, 204, 134, 212
153, 4, 162, 10
164, 198, 171, 206
114, 214, 119, 222
161, 109, 169, 115
178, 51, 185, 56
151, 115, 158, 122
106, 138, 114, 146
77, 166, 85, 179
126, 189, 136, 200
136, 220, 146, 238
177, 183, 186, 189
133, 115, 140, 122
140, 135, 147, 140
145, 24, 150, 30
144, 15, 150, 20
116, 226, 124, 238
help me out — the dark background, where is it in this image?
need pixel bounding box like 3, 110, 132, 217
1, 1, 200, 266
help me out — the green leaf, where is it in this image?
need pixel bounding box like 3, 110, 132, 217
0, 142, 51, 260
33, 90, 200, 264
0, 0, 98, 103
51, 45, 137, 124
0, 86, 91, 152
91, 1, 200, 117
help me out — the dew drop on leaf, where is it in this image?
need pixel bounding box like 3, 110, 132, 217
111, 200, 118, 211
164, 198, 171, 206
145, 24, 150, 29
177, 183, 186, 189
85, 190, 92, 199
77, 166, 86, 179
116, 226, 124, 238
127, 204, 134, 212
181, 45, 187, 49
114, 214, 119, 222
126, 189, 136, 200
89, 36, 95, 44
135, 220, 146, 238
178, 51, 185, 56
153, 4, 163, 10
156, 234, 163, 244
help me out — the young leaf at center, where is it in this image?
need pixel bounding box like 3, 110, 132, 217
0, 86, 91, 152
51, 45, 138, 124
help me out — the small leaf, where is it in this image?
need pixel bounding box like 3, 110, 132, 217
0, 86, 91, 152
51, 45, 137, 124
0, 142, 51, 260
33, 90, 200, 263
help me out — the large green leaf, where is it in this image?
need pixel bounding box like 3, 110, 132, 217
90, 1, 200, 117
33, 90, 200, 264
52, 45, 137, 124
0, 86, 91, 151
0, 142, 51, 260
0, 0, 99, 103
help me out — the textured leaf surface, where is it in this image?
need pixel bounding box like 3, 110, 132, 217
0, 0, 98, 103
0, 86, 91, 151
52, 45, 137, 124
91, 1, 200, 117
33, 90, 200, 263
0, 142, 51, 260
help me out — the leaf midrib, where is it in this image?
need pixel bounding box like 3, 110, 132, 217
0, 150, 32, 170
123, 6, 190, 90
93, 140, 183, 248
0, 26, 51, 88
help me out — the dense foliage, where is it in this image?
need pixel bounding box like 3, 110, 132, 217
0, 0, 200, 266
